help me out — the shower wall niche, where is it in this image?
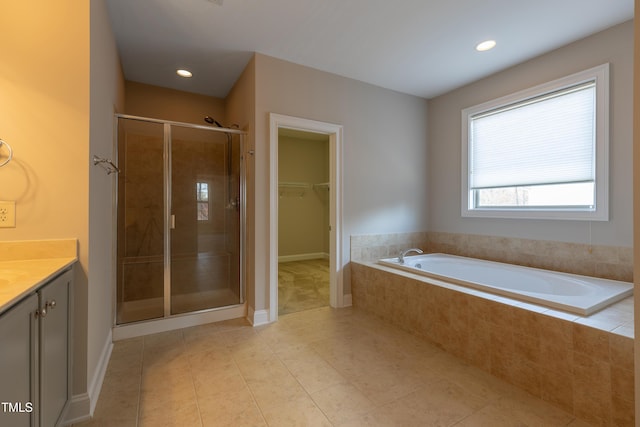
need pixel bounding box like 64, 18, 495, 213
115, 115, 245, 325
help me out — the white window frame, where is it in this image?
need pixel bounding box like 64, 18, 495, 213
461, 63, 609, 221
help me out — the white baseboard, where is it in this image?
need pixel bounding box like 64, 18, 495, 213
343, 293, 352, 307
64, 330, 113, 425
247, 306, 270, 326
278, 252, 329, 262
112, 303, 247, 341
63, 393, 90, 425
89, 331, 113, 414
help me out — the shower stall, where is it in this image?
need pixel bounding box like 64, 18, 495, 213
114, 115, 245, 325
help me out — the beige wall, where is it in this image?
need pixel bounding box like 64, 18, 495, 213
89, 0, 125, 411
278, 134, 330, 258
428, 21, 633, 248
125, 81, 226, 126
225, 56, 257, 312
0, 0, 91, 398
253, 53, 430, 312
0, 4, 90, 237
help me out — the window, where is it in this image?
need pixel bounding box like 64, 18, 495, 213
461, 64, 609, 220
196, 182, 209, 221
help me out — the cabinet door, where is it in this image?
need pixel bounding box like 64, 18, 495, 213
0, 293, 38, 427
39, 270, 71, 427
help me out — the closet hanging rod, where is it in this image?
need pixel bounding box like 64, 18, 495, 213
93, 155, 120, 175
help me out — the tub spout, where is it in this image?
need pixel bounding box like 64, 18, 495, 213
398, 248, 423, 264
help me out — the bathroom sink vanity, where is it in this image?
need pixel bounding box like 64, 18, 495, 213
0, 240, 76, 427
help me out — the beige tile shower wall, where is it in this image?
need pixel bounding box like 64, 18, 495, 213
351, 231, 632, 282
351, 263, 635, 426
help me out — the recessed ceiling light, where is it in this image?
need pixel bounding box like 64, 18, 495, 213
176, 69, 193, 78
476, 40, 496, 52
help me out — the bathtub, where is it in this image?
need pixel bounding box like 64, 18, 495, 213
378, 253, 633, 315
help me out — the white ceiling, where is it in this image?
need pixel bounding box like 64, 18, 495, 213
106, 0, 634, 100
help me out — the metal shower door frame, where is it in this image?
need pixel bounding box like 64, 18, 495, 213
114, 113, 246, 325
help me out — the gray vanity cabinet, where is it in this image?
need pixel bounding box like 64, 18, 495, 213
0, 267, 72, 427
39, 269, 71, 427
0, 293, 39, 427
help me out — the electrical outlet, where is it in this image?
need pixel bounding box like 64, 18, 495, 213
0, 201, 16, 228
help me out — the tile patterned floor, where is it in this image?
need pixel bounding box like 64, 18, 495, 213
73, 307, 594, 426
278, 259, 330, 315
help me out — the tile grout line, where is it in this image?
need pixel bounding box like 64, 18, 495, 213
182, 330, 206, 427
273, 342, 337, 425
135, 337, 145, 427
230, 339, 270, 426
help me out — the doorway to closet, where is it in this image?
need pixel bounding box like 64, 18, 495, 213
277, 128, 330, 315
269, 113, 344, 323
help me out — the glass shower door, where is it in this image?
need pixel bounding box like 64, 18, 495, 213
116, 116, 244, 325
116, 119, 165, 324
169, 124, 242, 314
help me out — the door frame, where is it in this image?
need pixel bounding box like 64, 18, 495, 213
269, 113, 344, 322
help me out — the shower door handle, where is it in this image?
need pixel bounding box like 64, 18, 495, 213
170, 214, 176, 229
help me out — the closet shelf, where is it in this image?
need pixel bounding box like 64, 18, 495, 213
278, 181, 329, 197
278, 182, 310, 189
313, 182, 330, 191
278, 182, 309, 198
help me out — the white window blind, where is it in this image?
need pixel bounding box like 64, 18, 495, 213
469, 82, 595, 190
461, 63, 609, 221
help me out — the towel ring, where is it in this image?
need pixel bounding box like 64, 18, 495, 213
0, 139, 13, 167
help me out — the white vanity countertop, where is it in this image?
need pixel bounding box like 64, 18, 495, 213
0, 239, 77, 315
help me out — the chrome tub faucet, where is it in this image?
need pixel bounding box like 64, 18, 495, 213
398, 248, 423, 264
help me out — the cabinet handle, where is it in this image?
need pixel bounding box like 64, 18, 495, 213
34, 300, 57, 318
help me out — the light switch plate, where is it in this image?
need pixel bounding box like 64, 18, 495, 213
0, 201, 16, 228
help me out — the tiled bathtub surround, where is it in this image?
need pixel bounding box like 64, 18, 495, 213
428, 231, 633, 282
351, 231, 633, 282
351, 262, 634, 426
350, 232, 429, 264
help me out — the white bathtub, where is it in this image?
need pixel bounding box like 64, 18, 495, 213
378, 253, 633, 315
